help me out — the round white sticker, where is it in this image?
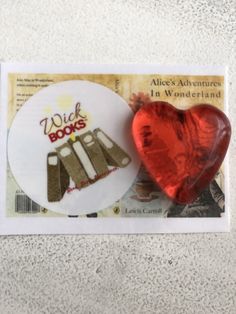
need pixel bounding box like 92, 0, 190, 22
8, 80, 140, 215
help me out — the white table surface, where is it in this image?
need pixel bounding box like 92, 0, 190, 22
0, 1, 235, 313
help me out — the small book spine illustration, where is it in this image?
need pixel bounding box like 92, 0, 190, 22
69, 135, 101, 181
47, 152, 70, 202
56, 143, 89, 188
93, 128, 131, 168
79, 131, 109, 178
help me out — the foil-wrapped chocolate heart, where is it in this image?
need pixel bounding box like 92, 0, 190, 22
132, 101, 231, 204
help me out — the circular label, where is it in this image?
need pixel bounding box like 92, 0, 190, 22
8, 80, 140, 215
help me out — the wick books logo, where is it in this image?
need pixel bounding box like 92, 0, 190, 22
40, 102, 87, 143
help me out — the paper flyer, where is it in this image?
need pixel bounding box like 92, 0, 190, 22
0, 63, 230, 234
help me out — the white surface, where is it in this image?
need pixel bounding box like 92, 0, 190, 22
0, 0, 235, 313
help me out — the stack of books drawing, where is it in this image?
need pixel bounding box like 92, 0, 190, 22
47, 128, 131, 202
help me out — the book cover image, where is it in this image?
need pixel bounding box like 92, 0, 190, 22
0, 64, 229, 234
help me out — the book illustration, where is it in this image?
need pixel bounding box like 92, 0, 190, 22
47, 152, 70, 202
79, 131, 109, 177
48, 129, 131, 202
55, 143, 89, 189
69, 137, 97, 181
94, 128, 131, 168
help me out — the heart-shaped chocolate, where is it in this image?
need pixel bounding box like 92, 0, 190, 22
132, 101, 231, 204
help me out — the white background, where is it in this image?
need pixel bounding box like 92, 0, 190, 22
0, 1, 235, 314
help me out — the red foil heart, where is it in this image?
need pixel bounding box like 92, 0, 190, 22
132, 101, 231, 204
